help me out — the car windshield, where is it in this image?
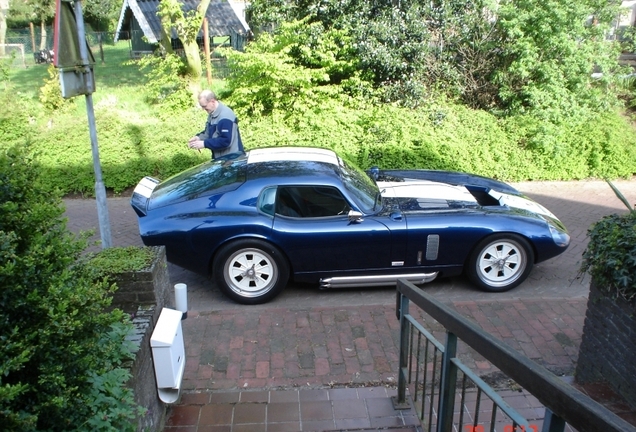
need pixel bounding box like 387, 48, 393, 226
339, 157, 381, 213
149, 155, 247, 210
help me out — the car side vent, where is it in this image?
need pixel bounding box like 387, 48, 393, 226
426, 235, 440, 260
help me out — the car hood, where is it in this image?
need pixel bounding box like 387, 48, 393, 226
377, 178, 558, 219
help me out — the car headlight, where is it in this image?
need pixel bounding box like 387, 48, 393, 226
549, 223, 570, 247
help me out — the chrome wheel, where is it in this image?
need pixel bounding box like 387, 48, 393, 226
224, 247, 277, 297
214, 240, 289, 304
467, 234, 534, 292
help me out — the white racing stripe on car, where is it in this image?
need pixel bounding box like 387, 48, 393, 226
489, 191, 557, 218
247, 147, 340, 165
378, 180, 478, 203
134, 177, 159, 199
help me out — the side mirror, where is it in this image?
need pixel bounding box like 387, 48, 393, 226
367, 166, 380, 180
348, 210, 364, 223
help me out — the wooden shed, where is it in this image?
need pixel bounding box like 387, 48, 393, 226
114, 0, 250, 57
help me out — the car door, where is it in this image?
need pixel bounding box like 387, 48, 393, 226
400, 199, 492, 268
269, 185, 399, 275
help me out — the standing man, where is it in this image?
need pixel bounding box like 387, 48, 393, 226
188, 90, 244, 159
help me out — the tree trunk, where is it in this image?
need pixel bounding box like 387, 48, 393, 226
183, 0, 212, 95
0, 0, 8, 57
183, 41, 202, 93
39, 20, 47, 50
157, 0, 212, 97
158, 13, 174, 55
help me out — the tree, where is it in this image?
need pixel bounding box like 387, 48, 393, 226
26, 0, 54, 50
157, 0, 211, 94
246, 0, 627, 117
222, 19, 357, 116
0, 0, 8, 56
493, 0, 626, 118
83, 0, 120, 32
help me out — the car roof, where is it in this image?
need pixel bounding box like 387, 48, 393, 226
247, 147, 340, 166
245, 147, 345, 186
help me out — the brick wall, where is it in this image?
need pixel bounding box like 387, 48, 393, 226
111, 246, 173, 325
575, 282, 636, 409
113, 246, 175, 432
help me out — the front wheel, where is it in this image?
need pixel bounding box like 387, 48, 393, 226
466, 234, 534, 292
213, 239, 289, 305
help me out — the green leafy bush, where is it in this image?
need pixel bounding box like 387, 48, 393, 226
581, 182, 636, 303
2, 40, 635, 197
35, 106, 207, 194
39, 65, 72, 112
136, 52, 193, 116
4, 91, 634, 197
0, 147, 142, 431
0, 81, 35, 146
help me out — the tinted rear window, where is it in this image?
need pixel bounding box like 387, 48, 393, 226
149, 157, 246, 210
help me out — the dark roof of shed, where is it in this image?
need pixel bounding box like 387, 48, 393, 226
115, 0, 249, 43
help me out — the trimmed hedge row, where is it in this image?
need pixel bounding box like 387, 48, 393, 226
2, 97, 635, 196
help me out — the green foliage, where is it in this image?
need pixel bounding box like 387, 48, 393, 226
247, 0, 627, 120
351, 103, 536, 178
0, 60, 9, 84
137, 52, 194, 115
221, 21, 357, 118
33, 105, 207, 195
1, 41, 634, 197
0, 88, 34, 146
494, 0, 626, 119
39, 65, 71, 112
246, 0, 290, 32
156, 0, 210, 79
580, 178, 636, 304
222, 40, 322, 116
89, 246, 158, 277
0, 147, 142, 431
83, 322, 146, 431
503, 110, 636, 180
581, 192, 636, 303
82, 0, 121, 31
239, 100, 636, 182
276, 19, 359, 83
156, 0, 204, 44
351, 3, 432, 106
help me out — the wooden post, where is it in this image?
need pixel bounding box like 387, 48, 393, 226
29, 22, 36, 53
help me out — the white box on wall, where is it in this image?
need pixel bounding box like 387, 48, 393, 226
150, 308, 185, 390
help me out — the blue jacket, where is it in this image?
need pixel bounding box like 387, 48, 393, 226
197, 102, 244, 159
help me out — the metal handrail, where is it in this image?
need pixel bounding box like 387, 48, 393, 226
395, 278, 636, 432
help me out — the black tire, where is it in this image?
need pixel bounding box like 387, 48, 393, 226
466, 234, 534, 292
213, 239, 289, 305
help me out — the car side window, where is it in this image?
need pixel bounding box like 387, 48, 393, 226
275, 186, 350, 218
258, 187, 277, 216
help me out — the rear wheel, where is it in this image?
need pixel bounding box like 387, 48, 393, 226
213, 239, 289, 304
466, 234, 534, 292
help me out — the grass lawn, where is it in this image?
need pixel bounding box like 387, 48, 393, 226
8, 41, 229, 117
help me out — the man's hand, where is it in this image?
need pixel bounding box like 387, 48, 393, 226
188, 137, 203, 152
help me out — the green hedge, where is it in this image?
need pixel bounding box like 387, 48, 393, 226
2, 96, 635, 196
35, 106, 210, 194
0, 147, 142, 431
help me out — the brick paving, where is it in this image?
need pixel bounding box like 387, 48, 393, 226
63, 179, 636, 431
171, 299, 586, 394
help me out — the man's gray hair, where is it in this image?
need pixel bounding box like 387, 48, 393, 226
199, 89, 217, 103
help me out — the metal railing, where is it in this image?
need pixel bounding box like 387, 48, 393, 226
394, 279, 636, 432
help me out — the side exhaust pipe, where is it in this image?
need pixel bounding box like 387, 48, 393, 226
320, 272, 438, 289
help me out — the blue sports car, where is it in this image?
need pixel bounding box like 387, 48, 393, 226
131, 147, 570, 304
